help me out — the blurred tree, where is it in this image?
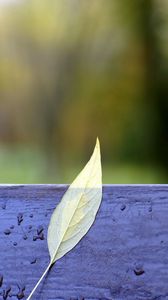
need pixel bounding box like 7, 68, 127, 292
0, 0, 167, 178
116, 0, 168, 167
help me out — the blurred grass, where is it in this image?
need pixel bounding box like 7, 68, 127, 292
0, 145, 167, 184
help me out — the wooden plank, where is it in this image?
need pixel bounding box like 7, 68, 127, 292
0, 184, 168, 300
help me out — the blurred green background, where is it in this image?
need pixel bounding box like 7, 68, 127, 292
0, 0, 168, 183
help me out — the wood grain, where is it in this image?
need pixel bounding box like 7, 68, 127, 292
0, 184, 168, 300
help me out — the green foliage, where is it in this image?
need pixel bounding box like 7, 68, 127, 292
0, 146, 167, 183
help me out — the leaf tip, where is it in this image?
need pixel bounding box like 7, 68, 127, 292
96, 137, 100, 148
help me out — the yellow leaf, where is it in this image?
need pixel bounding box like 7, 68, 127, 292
47, 137, 102, 264
26, 138, 102, 300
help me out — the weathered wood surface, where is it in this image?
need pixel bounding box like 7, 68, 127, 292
0, 184, 168, 300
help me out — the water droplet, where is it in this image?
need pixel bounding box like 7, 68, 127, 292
16, 284, 25, 300
10, 225, 14, 229
134, 264, 145, 276
17, 213, 23, 226
0, 274, 3, 287
1, 204, 6, 210
37, 225, 44, 235
4, 229, 11, 235
148, 206, 152, 212
23, 234, 27, 240
29, 213, 33, 218
3, 285, 11, 300
33, 232, 44, 241
30, 257, 37, 264
17, 290, 25, 299
39, 232, 44, 240
13, 242, 17, 246
120, 204, 126, 211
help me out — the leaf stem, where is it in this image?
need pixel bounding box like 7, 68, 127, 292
26, 261, 52, 300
